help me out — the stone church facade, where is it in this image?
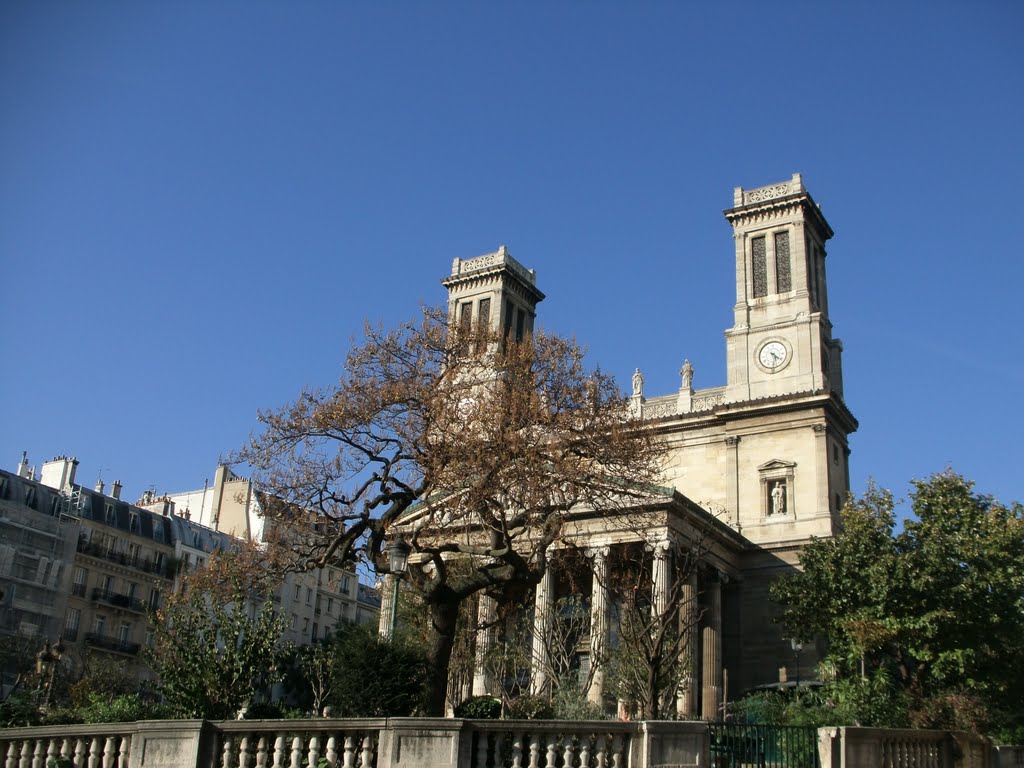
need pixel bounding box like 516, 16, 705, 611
400, 174, 857, 717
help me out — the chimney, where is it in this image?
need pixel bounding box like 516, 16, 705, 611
40, 456, 79, 491
16, 452, 30, 479
112, 480, 123, 500
95, 479, 105, 494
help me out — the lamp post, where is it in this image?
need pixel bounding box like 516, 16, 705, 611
790, 638, 803, 690
35, 639, 64, 710
385, 534, 411, 640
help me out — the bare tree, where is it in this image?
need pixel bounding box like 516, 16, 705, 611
235, 310, 663, 714
606, 540, 706, 720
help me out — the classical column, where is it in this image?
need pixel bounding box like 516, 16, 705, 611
651, 540, 671, 617
472, 594, 497, 696
377, 574, 395, 639
677, 569, 699, 718
701, 572, 722, 720
529, 567, 554, 695
587, 545, 610, 705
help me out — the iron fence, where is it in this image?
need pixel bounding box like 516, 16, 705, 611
710, 722, 819, 768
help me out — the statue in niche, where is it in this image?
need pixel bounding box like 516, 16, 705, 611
771, 481, 786, 516
680, 359, 694, 390
632, 368, 644, 397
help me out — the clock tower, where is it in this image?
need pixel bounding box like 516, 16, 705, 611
723, 174, 844, 403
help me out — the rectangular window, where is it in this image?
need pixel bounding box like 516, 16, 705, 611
104, 503, 116, 524
751, 237, 767, 298
129, 512, 140, 534
774, 231, 791, 292
291, 614, 298, 630
127, 543, 140, 565
24, 486, 36, 507
477, 298, 490, 327
515, 308, 525, 342
306, 587, 312, 605
342, 575, 351, 595
64, 608, 80, 641
327, 598, 334, 614
93, 615, 106, 636
152, 522, 164, 543
311, 622, 318, 639
503, 300, 514, 339
294, 584, 301, 600
118, 623, 131, 644
148, 588, 161, 612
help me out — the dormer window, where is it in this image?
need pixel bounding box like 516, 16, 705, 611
129, 511, 140, 534
104, 503, 116, 525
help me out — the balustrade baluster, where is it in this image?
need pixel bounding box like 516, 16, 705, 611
594, 734, 607, 768
30, 739, 44, 768
360, 734, 373, 768
102, 735, 117, 768
255, 736, 269, 768
342, 735, 355, 768
289, 736, 303, 768
610, 733, 623, 768
19, 741, 31, 768
221, 735, 234, 768
493, 731, 503, 768
528, 733, 540, 768
238, 735, 253, 768
579, 734, 591, 768
117, 735, 131, 768
73, 737, 87, 767
45, 739, 60, 767
307, 735, 320, 768
4, 741, 18, 768
563, 734, 575, 768
545, 734, 557, 768
510, 731, 523, 768
325, 735, 338, 767
271, 735, 287, 768
88, 735, 102, 768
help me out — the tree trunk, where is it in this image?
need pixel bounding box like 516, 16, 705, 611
423, 597, 461, 716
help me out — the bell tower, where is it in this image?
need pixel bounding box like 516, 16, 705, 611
723, 174, 845, 403
441, 245, 545, 342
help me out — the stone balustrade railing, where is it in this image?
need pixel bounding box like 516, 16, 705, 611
0, 719, 1002, 768
214, 718, 385, 768
465, 719, 638, 768
1, 721, 136, 768
818, 726, 992, 768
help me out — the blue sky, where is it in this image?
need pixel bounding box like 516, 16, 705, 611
1, 1, 1021, 515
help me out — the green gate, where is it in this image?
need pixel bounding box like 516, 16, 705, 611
710, 723, 820, 768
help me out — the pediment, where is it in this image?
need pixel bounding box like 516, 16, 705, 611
757, 459, 796, 472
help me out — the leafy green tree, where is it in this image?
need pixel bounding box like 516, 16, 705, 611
771, 471, 1024, 738
145, 547, 290, 720
325, 622, 427, 717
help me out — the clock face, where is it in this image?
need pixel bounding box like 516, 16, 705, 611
758, 341, 788, 371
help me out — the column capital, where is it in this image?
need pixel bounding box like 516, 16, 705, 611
725, 435, 741, 446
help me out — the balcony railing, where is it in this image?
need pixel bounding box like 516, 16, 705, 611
62, 627, 79, 642
71, 582, 87, 597
76, 539, 173, 579
90, 588, 147, 613
84, 632, 141, 656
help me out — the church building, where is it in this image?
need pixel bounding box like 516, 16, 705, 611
394, 174, 857, 717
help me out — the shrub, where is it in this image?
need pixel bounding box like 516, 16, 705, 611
508, 693, 554, 720
327, 623, 427, 717
454, 696, 502, 719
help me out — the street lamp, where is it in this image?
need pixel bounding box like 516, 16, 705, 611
35, 639, 64, 710
385, 534, 411, 640
790, 638, 803, 689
